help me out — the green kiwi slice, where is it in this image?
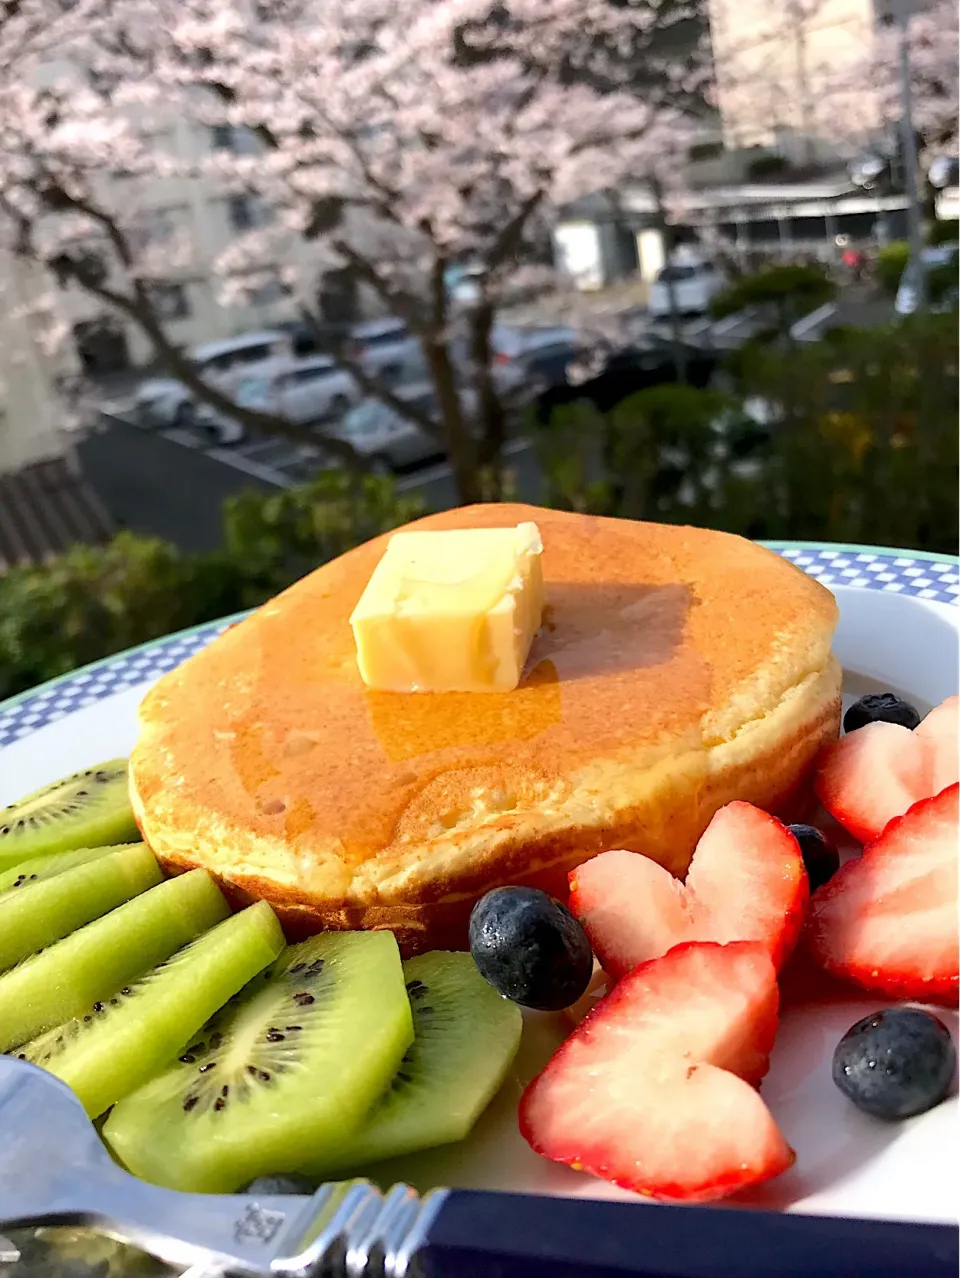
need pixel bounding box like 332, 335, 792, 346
0, 869, 228, 1051
0, 844, 123, 897
0, 843, 160, 973
17, 901, 285, 1118
101, 931, 414, 1193
0, 759, 140, 868
299, 951, 522, 1178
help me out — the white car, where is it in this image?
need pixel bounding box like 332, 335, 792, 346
328, 382, 479, 471
895, 245, 959, 317
132, 330, 294, 429
648, 259, 725, 319
346, 318, 422, 383
195, 356, 359, 445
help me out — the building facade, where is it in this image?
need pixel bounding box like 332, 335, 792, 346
707, 0, 882, 163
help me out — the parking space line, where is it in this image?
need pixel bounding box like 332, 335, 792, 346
163, 428, 203, 449
205, 447, 292, 487
234, 439, 292, 459
393, 436, 532, 492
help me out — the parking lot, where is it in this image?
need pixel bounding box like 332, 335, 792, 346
99, 301, 840, 503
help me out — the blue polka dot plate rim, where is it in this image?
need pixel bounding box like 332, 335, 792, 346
0, 540, 957, 1227
0, 540, 956, 750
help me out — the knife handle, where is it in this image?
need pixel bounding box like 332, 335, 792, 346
397, 1191, 959, 1278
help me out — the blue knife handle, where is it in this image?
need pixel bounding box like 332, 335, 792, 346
410, 1191, 958, 1278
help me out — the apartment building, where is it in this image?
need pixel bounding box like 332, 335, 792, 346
61, 116, 321, 375
0, 252, 75, 474
708, 0, 883, 163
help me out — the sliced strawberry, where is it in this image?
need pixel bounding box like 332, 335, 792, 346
815, 720, 928, 843
816, 695, 960, 843
916, 695, 959, 797
569, 803, 807, 979
805, 783, 959, 1004
519, 941, 794, 1203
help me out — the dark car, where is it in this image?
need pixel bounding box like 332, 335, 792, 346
524, 337, 719, 424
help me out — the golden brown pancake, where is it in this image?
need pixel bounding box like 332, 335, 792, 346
131, 504, 842, 953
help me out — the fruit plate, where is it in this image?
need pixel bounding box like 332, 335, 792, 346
0, 540, 958, 1247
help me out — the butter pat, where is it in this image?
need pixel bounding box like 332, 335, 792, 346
350, 523, 544, 692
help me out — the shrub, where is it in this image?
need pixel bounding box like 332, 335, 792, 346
221, 469, 425, 589
927, 220, 959, 247
875, 242, 910, 296
0, 472, 425, 700
532, 316, 958, 555
709, 263, 836, 336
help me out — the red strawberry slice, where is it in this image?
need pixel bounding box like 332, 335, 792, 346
519, 941, 794, 1203
805, 783, 959, 1004
815, 696, 959, 844
569, 803, 807, 979
917, 695, 959, 797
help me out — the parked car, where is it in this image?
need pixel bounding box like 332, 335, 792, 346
895, 245, 959, 317
195, 356, 359, 445
328, 382, 481, 471
132, 330, 294, 429
447, 324, 580, 399
345, 318, 422, 383
328, 384, 446, 471
525, 335, 719, 423
648, 258, 726, 319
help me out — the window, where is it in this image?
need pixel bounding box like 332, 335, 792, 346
409, 393, 437, 419
249, 275, 289, 305
199, 343, 277, 377
211, 124, 261, 155
343, 399, 388, 435
292, 363, 336, 384
134, 206, 186, 252
227, 195, 272, 233
231, 343, 277, 366
148, 283, 192, 321
656, 265, 698, 283
352, 322, 408, 349
276, 364, 335, 390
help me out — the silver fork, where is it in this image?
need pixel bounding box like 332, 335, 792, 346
0, 1056, 444, 1277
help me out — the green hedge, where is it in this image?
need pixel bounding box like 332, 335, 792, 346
529, 313, 958, 550
0, 472, 424, 701
875, 242, 910, 296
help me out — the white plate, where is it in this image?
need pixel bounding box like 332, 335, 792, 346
1, 543, 958, 1226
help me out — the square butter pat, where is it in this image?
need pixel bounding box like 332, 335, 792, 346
349, 522, 544, 692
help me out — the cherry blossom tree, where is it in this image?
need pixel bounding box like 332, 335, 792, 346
870, 0, 959, 167
0, 0, 708, 501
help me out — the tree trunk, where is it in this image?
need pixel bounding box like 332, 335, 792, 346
651, 179, 689, 385
423, 337, 482, 505
469, 301, 508, 498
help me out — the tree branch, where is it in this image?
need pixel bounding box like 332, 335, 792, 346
32, 185, 367, 465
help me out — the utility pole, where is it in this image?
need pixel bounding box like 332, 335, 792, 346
895, 0, 926, 311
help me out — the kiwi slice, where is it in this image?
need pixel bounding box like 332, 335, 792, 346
299, 951, 523, 1178
0, 869, 228, 1051
0, 843, 160, 974
0, 759, 140, 868
0, 843, 123, 897
17, 901, 285, 1118
101, 931, 415, 1194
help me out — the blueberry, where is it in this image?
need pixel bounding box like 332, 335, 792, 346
787, 823, 840, 891
832, 1008, 957, 1120
243, 1173, 314, 1195
843, 693, 921, 734
469, 886, 594, 1011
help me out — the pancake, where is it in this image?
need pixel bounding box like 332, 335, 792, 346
130, 504, 842, 954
